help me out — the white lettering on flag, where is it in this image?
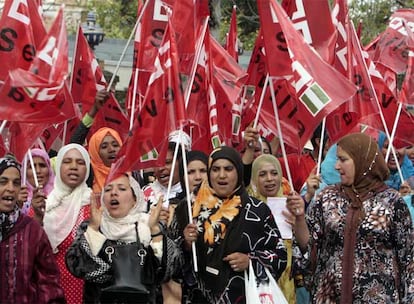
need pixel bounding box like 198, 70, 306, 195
8, 0, 30, 25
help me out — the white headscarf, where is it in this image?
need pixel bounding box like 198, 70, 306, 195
100, 174, 151, 247
43, 144, 92, 252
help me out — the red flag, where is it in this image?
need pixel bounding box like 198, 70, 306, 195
70, 26, 106, 113
0, 7, 76, 123
0, 0, 47, 82
326, 2, 381, 143
210, 35, 247, 146
267, 0, 356, 149
171, 0, 209, 73
109, 17, 186, 181
400, 22, 414, 105
89, 94, 129, 141
282, 0, 337, 63
125, 0, 174, 116
7, 122, 48, 161
372, 9, 414, 74
225, 5, 238, 62
184, 27, 215, 154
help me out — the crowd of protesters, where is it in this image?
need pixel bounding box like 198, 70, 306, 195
0, 91, 413, 304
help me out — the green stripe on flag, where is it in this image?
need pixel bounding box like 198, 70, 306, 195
301, 83, 330, 116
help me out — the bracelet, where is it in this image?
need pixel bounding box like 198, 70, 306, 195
151, 231, 163, 238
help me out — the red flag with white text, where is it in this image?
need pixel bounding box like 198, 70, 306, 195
109, 17, 187, 182
0, 7, 76, 123
372, 9, 414, 74
0, 0, 47, 82
265, 0, 356, 150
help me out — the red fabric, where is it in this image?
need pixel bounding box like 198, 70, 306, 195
400, 23, 414, 105
88, 94, 129, 142
279, 153, 316, 192
185, 27, 214, 154
55, 205, 90, 304
171, 0, 209, 74
210, 35, 247, 146
0, 8, 76, 124
282, 0, 337, 64
225, 6, 238, 62
372, 9, 414, 74
109, 18, 187, 182
0, 0, 46, 82
0, 215, 65, 303
260, 0, 356, 151
327, 6, 380, 143
70, 26, 103, 113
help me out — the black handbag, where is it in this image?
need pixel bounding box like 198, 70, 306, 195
100, 222, 150, 303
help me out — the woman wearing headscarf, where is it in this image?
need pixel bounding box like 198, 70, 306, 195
288, 133, 414, 303
88, 127, 122, 194
66, 173, 178, 303
19, 148, 55, 218
41, 143, 92, 304
183, 146, 287, 303
377, 131, 414, 190
248, 154, 296, 303
0, 157, 65, 303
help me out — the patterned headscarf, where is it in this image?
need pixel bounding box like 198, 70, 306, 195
88, 127, 122, 194
0, 157, 21, 242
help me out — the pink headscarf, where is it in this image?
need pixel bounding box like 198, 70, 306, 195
24, 149, 55, 212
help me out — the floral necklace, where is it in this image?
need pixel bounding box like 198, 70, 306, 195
193, 181, 242, 246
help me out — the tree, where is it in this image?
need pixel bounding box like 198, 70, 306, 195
349, 0, 414, 46
87, 0, 138, 39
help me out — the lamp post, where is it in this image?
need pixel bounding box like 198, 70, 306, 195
81, 11, 105, 50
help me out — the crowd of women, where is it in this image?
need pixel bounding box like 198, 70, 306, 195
1, 99, 413, 303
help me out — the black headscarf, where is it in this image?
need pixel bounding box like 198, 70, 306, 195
179, 150, 208, 194
208, 146, 245, 196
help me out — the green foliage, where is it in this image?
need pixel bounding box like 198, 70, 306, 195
87, 0, 138, 39
349, 0, 414, 46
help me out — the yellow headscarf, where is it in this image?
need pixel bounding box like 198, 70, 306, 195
248, 154, 284, 200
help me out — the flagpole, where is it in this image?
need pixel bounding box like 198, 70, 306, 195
61, 120, 68, 148
129, 69, 140, 131
350, 20, 404, 183
27, 149, 39, 188
316, 118, 326, 176
268, 77, 294, 190
22, 154, 28, 186
253, 74, 269, 129
106, 0, 150, 92
69, 23, 81, 92
0, 120, 7, 134
184, 17, 210, 109
180, 130, 198, 272
384, 102, 405, 182
164, 133, 180, 208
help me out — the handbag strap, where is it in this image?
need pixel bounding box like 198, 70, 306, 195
134, 222, 144, 250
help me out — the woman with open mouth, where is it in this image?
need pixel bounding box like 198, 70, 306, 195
66, 172, 178, 303
182, 146, 287, 303
0, 156, 65, 303
41, 143, 93, 304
